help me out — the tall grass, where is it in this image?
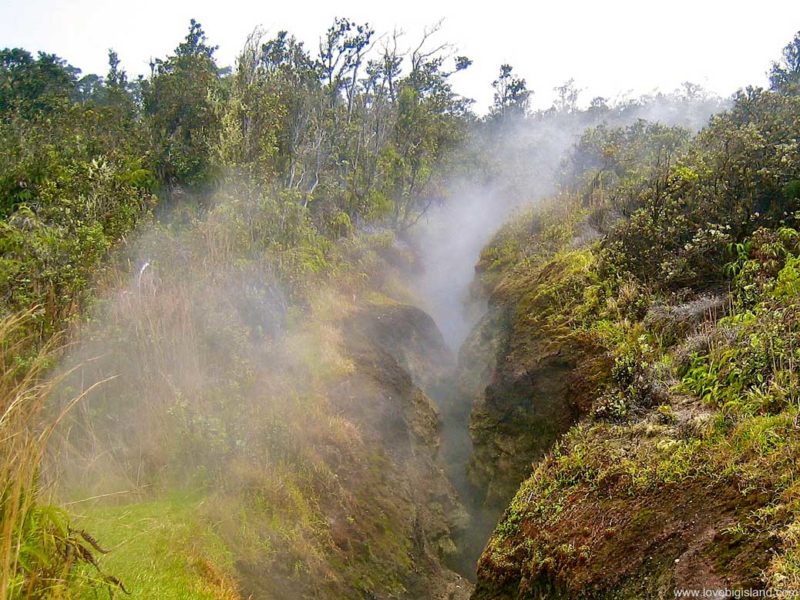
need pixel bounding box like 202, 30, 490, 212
0, 310, 59, 597
0, 311, 113, 598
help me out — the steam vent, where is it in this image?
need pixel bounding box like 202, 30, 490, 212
3, 8, 800, 600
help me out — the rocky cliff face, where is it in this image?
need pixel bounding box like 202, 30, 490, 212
339, 302, 469, 551
464, 307, 585, 507
471, 404, 776, 599
328, 302, 471, 600
459, 250, 609, 510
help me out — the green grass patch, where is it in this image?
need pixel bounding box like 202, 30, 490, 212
70, 495, 239, 600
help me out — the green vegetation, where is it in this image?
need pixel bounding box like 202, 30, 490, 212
72, 496, 239, 600
473, 31, 800, 599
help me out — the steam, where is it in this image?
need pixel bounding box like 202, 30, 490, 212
405, 90, 729, 576
47, 185, 473, 594
409, 89, 728, 351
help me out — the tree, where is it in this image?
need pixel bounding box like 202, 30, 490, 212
552, 78, 581, 113
490, 64, 530, 118
106, 49, 126, 90
769, 31, 800, 93
318, 17, 375, 115
380, 28, 471, 229
0, 49, 78, 116
679, 81, 707, 101
101, 49, 137, 115
74, 73, 103, 103
588, 96, 609, 115
142, 19, 222, 190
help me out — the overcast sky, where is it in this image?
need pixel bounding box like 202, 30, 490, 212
1, 0, 799, 112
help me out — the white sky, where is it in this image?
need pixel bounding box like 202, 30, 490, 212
1, 0, 799, 112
